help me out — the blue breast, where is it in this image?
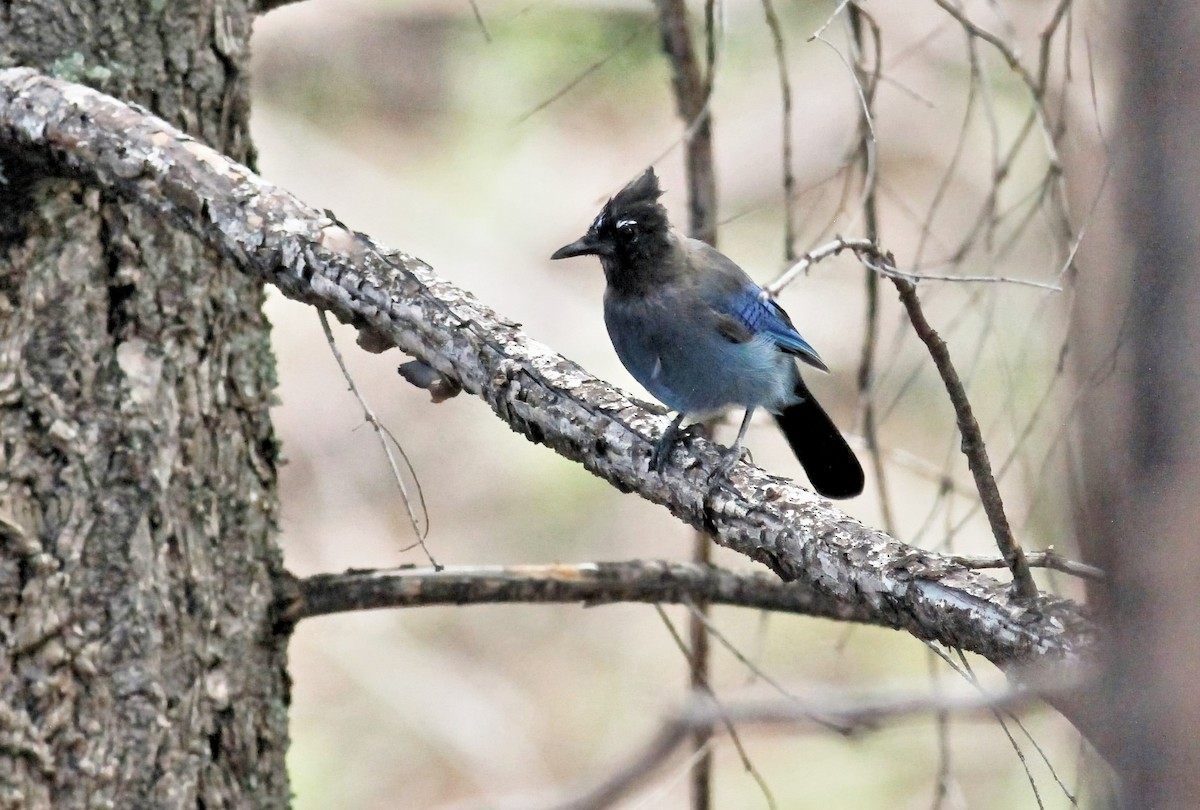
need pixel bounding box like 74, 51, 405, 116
604, 288, 797, 416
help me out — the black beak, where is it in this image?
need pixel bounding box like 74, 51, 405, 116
551, 234, 601, 260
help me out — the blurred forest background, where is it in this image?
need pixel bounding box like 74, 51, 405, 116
250, 1, 1111, 807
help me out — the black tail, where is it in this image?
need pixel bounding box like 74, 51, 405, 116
773, 381, 864, 499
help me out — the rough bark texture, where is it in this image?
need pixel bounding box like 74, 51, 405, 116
0, 3, 288, 809
0, 71, 1096, 688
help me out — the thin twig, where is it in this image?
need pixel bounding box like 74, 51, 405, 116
809, 0, 853, 41
931, 0, 1074, 270
654, 606, 779, 810
884, 267, 1061, 292
766, 235, 874, 294
930, 0, 1038, 93
952, 651, 1047, 809
466, 0, 492, 43
681, 598, 851, 733
761, 0, 796, 260
769, 237, 1059, 294
515, 24, 651, 124
951, 551, 1103, 582
807, 35, 876, 213
847, 3, 896, 535
913, 28, 982, 270
928, 650, 955, 810
317, 311, 437, 568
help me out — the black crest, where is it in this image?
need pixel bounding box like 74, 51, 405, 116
550, 167, 678, 291
594, 168, 669, 238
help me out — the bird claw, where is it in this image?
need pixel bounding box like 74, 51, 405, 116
648, 436, 673, 472
707, 444, 751, 482
649, 417, 702, 473
652, 419, 752, 481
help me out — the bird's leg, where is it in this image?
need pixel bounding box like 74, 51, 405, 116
711, 407, 756, 479
649, 413, 687, 472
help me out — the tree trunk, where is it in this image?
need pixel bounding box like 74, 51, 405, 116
0, 2, 289, 807
1075, 1, 1200, 805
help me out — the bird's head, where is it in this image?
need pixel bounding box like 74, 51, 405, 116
551, 169, 675, 288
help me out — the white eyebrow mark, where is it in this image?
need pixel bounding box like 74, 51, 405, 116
616, 218, 637, 229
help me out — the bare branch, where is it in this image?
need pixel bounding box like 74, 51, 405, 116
280, 560, 882, 624
846, 3, 896, 540
951, 551, 1103, 583
889, 273, 1039, 599
761, 0, 796, 260
885, 267, 1062, 292
529, 681, 1072, 810
466, 0, 492, 43
769, 236, 1040, 597
766, 235, 876, 295
653, 605, 781, 810
655, 0, 718, 244
929, 0, 1038, 94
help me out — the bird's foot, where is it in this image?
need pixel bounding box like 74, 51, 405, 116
707, 444, 751, 483
648, 435, 673, 473
649, 416, 701, 473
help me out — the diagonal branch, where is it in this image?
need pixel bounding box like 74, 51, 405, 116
0, 68, 1092, 682
771, 237, 1042, 598
889, 275, 1039, 599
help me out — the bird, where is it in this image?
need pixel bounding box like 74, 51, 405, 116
550, 168, 864, 499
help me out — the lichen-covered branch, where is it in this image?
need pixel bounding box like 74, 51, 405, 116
0, 68, 1093, 679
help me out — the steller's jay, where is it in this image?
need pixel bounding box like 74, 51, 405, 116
551, 168, 864, 499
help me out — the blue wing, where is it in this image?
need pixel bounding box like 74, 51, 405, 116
716, 283, 828, 372
681, 237, 829, 372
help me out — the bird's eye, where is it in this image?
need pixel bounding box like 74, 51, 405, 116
616, 218, 637, 231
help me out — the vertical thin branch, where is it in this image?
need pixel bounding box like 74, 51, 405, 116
846, 5, 897, 533
928, 650, 953, 810
686, 528, 714, 810
655, 2, 720, 807
760, 0, 795, 260
656, 0, 718, 244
